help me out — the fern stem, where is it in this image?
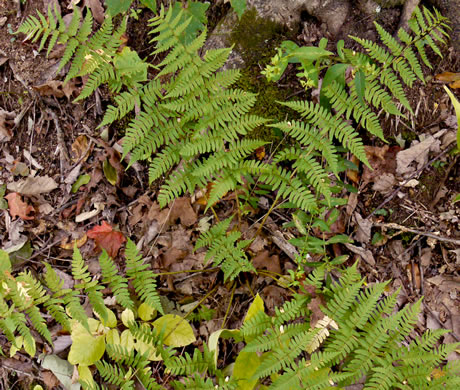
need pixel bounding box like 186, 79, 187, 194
221, 282, 236, 329
155, 267, 219, 276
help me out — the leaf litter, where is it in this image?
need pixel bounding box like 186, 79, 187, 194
0, 1, 459, 387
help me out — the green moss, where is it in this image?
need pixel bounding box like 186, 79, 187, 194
230, 8, 296, 140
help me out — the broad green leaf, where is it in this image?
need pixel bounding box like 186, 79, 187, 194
289, 46, 333, 62
138, 302, 157, 321
233, 351, 261, 390
444, 86, 460, 150
68, 319, 106, 366
320, 63, 348, 109
113, 47, 148, 86
337, 40, 345, 59
453, 194, 460, 204
0, 250, 11, 276
120, 329, 135, 352
71, 174, 90, 193
105, 0, 132, 16
208, 329, 241, 367
105, 329, 120, 345
8, 240, 33, 266
121, 308, 135, 327
171, 2, 210, 43
41, 354, 80, 390
0, 184, 7, 209
326, 234, 353, 244
244, 294, 264, 325
153, 314, 195, 347
292, 214, 307, 235
78, 365, 95, 389
231, 0, 246, 19
99, 307, 117, 328
355, 69, 366, 105
103, 159, 117, 186
139, 0, 156, 12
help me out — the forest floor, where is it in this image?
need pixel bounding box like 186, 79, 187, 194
0, 0, 459, 388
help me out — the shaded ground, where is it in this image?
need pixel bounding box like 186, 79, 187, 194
0, 0, 459, 388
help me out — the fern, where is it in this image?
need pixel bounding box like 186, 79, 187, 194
242, 266, 460, 389
125, 239, 163, 314
195, 217, 255, 281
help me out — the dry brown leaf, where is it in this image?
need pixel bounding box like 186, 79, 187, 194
33, 79, 78, 100
87, 221, 126, 257
307, 296, 326, 328
344, 243, 375, 266
0, 109, 15, 142
435, 71, 460, 88
60, 234, 88, 250
169, 197, 197, 227
7, 175, 58, 195
362, 145, 400, 186
5, 192, 35, 220
354, 212, 372, 243
71, 135, 91, 163
396, 136, 440, 177
41, 371, 60, 389
372, 173, 396, 194
84, 0, 105, 23
252, 250, 281, 274
161, 247, 188, 269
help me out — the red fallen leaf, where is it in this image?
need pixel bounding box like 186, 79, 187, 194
5, 192, 35, 220
87, 221, 126, 257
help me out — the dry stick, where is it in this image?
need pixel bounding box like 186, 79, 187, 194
374, 222, 460, 246
366, 145, 454, 219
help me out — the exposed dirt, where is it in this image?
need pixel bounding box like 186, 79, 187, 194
0, 0, 459, 388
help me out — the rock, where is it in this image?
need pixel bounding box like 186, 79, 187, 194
303, 0, 351, 36
204, 0, 351, 69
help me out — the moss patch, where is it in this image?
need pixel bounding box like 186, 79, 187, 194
230, 8, 297, 140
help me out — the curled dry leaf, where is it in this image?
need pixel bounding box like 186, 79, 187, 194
87, 221, 126, 258
71, 135, 91, 163
396, 136, 440, 177
33, 79, 78, 100
5, 192, 35, 220
0, 109, 15, 142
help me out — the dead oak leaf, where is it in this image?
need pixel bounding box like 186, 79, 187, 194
87, 221, 126, 257
5, 193, 35, 220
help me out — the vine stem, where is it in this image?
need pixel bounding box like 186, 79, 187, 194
155, 267, 218, 276
183, 286, 218, 320
221, 282, 236, 329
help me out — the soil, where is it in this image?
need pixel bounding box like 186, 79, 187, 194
0, 1, 459, 388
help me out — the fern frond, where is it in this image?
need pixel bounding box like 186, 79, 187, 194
11, 312, 36, 356
325, 82, 385, 140
125, 239, 163, 314
260, 166, 317, 212
166, 344, 216, 375
282, 101, 369, 166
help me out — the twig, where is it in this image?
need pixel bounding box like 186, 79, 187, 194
366, 145, 454, 219
374, 222, 460, 246
48, 110, 70, 179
